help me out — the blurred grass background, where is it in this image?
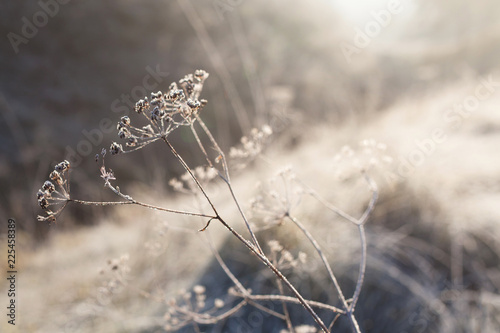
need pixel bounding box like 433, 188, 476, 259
2, 0, 498, 237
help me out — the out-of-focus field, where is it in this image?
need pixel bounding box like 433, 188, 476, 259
1, 0, 500, 332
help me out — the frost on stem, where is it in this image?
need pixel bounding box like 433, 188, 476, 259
281, 325, 319, 333
97, 254, 131, 304
168, 165, 218, 194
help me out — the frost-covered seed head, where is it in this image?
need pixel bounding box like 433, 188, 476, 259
110, 142, 123, 155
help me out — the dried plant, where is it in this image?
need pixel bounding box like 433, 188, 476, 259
36, 70, 379, 333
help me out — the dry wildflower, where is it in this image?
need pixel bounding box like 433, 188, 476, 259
169, 165, 218, 194
281, 250, 295, 266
